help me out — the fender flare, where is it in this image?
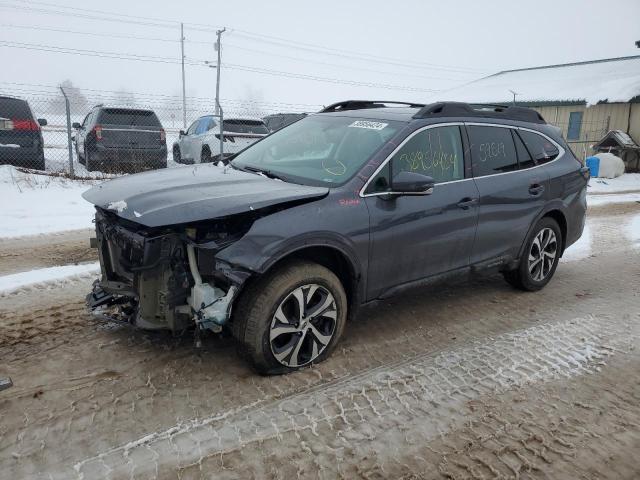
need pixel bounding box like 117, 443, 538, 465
517, 201, 569, 260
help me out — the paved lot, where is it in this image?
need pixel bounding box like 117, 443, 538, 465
0, 202, 639, 479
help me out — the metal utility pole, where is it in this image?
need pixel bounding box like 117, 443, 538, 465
214, 28, 226, 115
59, 86, 74, 177
180, 23, 187, 129
509, 89, 519, 106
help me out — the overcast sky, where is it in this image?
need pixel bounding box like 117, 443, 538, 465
1, 0, 639, 116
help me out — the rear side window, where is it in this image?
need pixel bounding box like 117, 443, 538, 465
223, 120, 268, 134
0, 97, 32, 119
519, 130, 559, 165
98, 109, 161, 127
468, 126, 518, 177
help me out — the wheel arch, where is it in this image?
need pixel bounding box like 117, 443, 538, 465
518, 204, 568, 260
240, 244, 362, 322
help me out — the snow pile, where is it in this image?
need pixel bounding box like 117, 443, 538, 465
0, 165, 99, 238
440, 56, 640, 105
0, 262, 99, 295
588, 173, 640, 193
594, 153, 625, 179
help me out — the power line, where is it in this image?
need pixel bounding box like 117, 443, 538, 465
0, 23, 187, 43
0, 41, 441, 92
2, 0, 488, 75
230, 30, 488, 74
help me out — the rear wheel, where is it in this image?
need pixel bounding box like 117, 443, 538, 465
84, 147, 94, 172
233, 261, 347, 375
201, 146, 212, 163
172, 145, 181, 164
503, 217, 562, 291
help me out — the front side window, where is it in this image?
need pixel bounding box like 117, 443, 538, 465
468, 126, 518, 177
186, 120, 199, 135
365, 126, 464, 194
519, 130, 559, 165
231, 115, 401, 187
195, 116, 215, 135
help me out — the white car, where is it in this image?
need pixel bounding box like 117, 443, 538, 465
173, 115, 269, 164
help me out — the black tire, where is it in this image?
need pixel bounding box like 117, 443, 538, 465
233, 261, 347, 375
503, 217, 562, 291
33, 148, 45, 171
201, 147, 212, 163
172, 145, 181, 164
84, 147, 95, 172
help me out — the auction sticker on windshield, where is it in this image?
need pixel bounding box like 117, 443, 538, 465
348, 120, 388, 130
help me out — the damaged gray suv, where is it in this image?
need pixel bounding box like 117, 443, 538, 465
84, 100, 589, 374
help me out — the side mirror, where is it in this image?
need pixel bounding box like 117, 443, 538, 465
391, 171, 435, 195
37, 118, 47, 126
72, 122, 81, 129
179, 129, 186, 137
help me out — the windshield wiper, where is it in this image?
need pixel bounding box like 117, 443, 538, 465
242, 165, 287, 181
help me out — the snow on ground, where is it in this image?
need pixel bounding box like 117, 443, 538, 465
587, 173, 640, 194
627, 214, 640, 247
0, 165, 99, 238
587, 192, 640, 207
561, 224, 592, 262
0, 262, 99, 295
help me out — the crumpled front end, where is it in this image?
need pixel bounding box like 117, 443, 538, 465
86, 208, 245, 333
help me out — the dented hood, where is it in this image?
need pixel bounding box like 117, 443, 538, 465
82, 165, 329, 227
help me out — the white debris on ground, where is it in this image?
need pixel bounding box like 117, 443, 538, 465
587, 173, 640, 193
561, 224, 592, 262
0, 165, 99, 238
627, 214, 640, 247
0, 262, 99, 295
588, 192, 640, 207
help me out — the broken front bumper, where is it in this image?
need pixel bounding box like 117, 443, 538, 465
87, 209, 242, 333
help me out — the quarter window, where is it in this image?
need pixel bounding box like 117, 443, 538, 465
519, 130, 559, 165
468, 126, 518, 177
512, 130, 536, 169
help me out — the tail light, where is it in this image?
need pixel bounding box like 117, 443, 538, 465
12, 119, 40, 131
92, 125, 103, 140
160, 129, 166, 141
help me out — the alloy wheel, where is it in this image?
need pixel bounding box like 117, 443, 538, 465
269, 284, 337, 368
528, 227, 557, 282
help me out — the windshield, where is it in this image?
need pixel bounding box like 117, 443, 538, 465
231, 115, 402, 186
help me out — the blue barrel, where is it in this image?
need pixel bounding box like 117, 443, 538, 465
585, 156, 600, 177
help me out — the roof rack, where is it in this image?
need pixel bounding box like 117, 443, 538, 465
413, 102, 546, 124
320, 100, 426, 113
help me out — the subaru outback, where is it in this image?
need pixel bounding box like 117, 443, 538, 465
83, 100, 589, 374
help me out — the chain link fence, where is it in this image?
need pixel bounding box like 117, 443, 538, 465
1, 85, 316, 177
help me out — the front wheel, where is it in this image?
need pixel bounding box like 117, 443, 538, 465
233, 261, 347, 375
503, 217, 562, 291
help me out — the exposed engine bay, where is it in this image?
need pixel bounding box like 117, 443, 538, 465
86, 208, 252, 334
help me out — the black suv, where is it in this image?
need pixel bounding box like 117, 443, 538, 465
0, 96, 47, 170
73, 106, 167, 172
83, 101, 588, 374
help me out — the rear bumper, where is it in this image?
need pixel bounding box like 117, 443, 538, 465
92, 145, 167, 165
0, 144, 43, 166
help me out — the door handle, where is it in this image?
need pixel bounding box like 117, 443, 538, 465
528, 184, 545, 196
457, 197, 478, 209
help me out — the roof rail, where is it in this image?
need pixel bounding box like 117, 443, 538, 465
413, 102, 546, 124
320, 100, 426, 113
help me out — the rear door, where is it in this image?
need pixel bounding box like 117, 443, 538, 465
364, 124, 480, 299
467, 123, 550, 266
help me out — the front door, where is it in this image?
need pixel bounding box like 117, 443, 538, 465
364, 124, 480, 300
